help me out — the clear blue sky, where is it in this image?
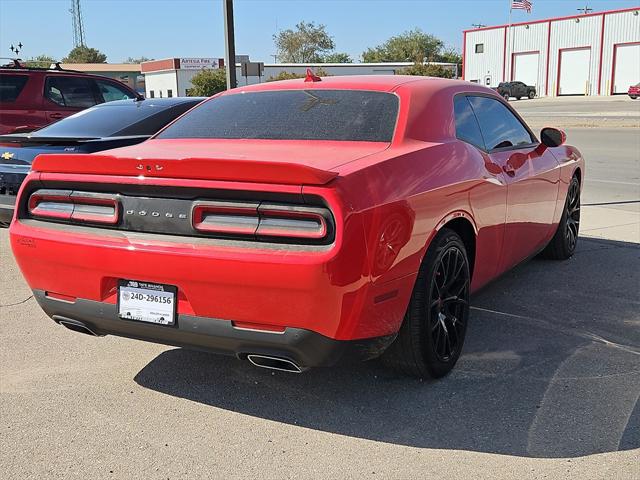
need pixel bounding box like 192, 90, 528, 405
1, 0, 638, 62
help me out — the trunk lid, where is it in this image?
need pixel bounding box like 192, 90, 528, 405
31, 138, 390, 185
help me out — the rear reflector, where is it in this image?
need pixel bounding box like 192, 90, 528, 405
29, 189, 119, 224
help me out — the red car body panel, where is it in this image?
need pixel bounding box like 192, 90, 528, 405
9, 76, 584, 361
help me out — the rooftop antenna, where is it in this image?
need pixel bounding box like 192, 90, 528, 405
69, 0, 86, 47
471, 24, 486, 29
577, 4, 593, 15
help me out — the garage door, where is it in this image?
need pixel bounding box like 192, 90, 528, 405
612, 43, 640, 94
513, 52, 539, 89
558, 48, 591, 96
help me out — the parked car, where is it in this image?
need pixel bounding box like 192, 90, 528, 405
628, 83, 640, 99
0, 60, 140, 134
0, 97, 204, 224
496, 81, 537, 100
9, 75, 584, 379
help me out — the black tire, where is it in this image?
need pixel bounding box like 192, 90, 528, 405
542, 176, 581, 260
630, 95, 638, 100
528, 91, 536, 99
503, 93, 510, 101
382, 228, 470, 379
516, 96, 522, 100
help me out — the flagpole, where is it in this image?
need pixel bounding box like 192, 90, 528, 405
507, 0, 512, 82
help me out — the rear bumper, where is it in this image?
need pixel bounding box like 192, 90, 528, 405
34, 290, 395, 368
0, 195, 15, 223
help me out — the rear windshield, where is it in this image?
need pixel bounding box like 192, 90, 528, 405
32, 101, 198, 138
0, 74, 29, 102
156, 90, 399, 142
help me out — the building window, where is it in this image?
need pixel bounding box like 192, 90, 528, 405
167, 89, 173, 98
475, 44, 484, 54
150, 90, 155, 98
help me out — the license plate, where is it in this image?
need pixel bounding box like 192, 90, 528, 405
118, 280, 177, 326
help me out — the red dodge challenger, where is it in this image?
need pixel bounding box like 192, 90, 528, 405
9, 75, 584, 378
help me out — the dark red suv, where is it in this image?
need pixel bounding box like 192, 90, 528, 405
0, 61, 139, 134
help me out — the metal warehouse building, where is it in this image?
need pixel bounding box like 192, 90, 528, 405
462, 7, 640, 96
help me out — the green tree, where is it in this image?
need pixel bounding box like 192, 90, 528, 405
62, 45, 107, 63
321, 52, 352, 63
362, 28, 444, 62
274, 21, 335, 63
188, 68, 227, 96
124, 56, 153, 64
397, 63, 454, 78
25, 54, 56, 67
437, 47, 462, 65
267, 67, 330, 82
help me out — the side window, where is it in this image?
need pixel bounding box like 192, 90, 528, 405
0, 74, 29, 102
96, 79, 136, 103
454, 96, 485, 150
467, 96, 534, 150
475, 44, 484, 54
44, 76, 97, 108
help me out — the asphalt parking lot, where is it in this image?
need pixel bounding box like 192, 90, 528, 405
1, 103, 639, 478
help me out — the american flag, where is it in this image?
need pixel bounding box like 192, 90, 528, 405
512, 0, 532, 12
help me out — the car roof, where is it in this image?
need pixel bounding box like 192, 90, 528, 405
93, 97, 206, 108
232, 74, 463, 93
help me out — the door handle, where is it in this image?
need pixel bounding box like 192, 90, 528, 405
49, 113, 63, 119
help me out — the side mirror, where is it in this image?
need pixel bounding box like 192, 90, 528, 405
540, 127, 566, 147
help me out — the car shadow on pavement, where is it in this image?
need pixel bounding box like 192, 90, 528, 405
135, 236, 640, 458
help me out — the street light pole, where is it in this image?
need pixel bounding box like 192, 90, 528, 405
223, 0, 237, 89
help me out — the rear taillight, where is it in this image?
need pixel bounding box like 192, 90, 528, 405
192, 201, 259, 235
256, 204, 328, 240
191, 200, 331, 241
28, 189, 119, 224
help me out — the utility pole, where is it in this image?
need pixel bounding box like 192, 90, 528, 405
223, 0, 237, 89
577, 4, 593, 15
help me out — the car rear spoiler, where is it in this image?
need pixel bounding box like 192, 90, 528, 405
0, 134, 151, 145
31, 153, 339, 186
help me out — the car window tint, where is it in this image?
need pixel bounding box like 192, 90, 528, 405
117, 102, 200, 136
32, 101, 198, 138
0, 74, 29, 102
467, 96, 533, 150
157, 90, 399, 142
454, 96, 485, 150
44, 76, 97, 108
96, 80, 137, 102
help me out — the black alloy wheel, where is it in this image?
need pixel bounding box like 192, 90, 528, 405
382, 228, 470, 378
565, 177, 581, 252
542, 175, 581, 260
428, 245, 469, 363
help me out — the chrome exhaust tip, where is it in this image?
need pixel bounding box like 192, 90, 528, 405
246, 354, 303, 373
57, 319, 99, 337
